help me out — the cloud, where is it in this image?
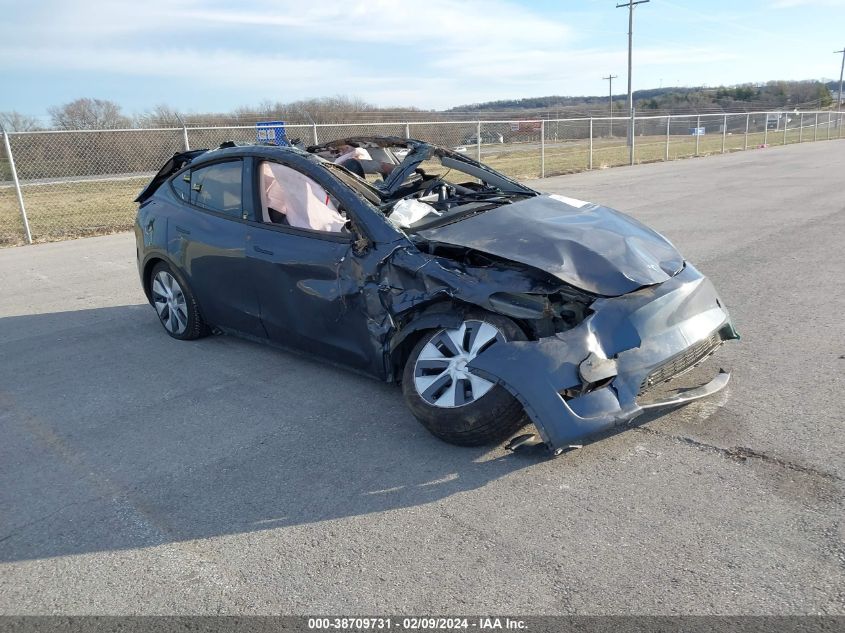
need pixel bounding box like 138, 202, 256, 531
0, 0, 823, 112
0, 45, 352, 87
0, 0, 582, 108
179, 0, 573, 49
431, 45, 736, 82
772, 0, 845, 6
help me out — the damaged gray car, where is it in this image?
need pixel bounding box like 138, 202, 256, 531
134, 137, 738, 455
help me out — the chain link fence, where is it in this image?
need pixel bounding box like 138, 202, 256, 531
2, 110, 843, 247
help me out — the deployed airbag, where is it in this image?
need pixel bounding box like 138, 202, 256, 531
260, 162, 346, 232
388, 199, 441, 229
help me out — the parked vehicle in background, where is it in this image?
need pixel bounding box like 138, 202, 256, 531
767, 112, 783, 130
462, 131, 504, 145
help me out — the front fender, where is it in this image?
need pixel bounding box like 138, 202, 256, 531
385, 302, 470, 381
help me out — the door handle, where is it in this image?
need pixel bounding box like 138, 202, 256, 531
253, 245, 274, 256
174, 225, 191, 235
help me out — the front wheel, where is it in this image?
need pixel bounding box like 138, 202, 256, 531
401, 311, 528, 446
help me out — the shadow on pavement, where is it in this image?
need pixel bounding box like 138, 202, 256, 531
0, 305, 544, 563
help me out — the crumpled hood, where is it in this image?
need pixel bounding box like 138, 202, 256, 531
416, 194, 684, 296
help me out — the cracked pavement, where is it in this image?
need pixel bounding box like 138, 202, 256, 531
0, 140, 843, 614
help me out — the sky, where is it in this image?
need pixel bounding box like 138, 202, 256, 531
1, 0, 844, 120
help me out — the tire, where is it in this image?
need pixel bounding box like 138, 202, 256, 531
401, 311, 528, 446
149, 261, 208, 340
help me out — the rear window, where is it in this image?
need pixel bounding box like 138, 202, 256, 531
171, 171, 190, 201
187, 160, 243, 217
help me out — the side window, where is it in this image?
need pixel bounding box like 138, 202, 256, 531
258, 161, 348, 233
171, 170, 190, 202
189, 161, 243, 217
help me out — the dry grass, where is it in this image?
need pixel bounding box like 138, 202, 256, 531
0, 177, 144, 246
0, 126, 835, 247
483, 128, 811, 179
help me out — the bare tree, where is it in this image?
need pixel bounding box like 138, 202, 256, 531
48, 98, 131, 130
0, 111, 40, 132
134, 103, 184, 128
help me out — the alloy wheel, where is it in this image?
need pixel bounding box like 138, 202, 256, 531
151, 270, 188, 335
413, 320, 504, 408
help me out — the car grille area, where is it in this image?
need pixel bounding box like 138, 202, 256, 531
638, 331, 724, 396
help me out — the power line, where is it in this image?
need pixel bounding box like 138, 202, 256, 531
616, 0, 649, 162
602, 75, 619, 136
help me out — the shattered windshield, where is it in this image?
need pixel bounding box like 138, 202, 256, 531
380, 146, 537, 232
310, 138, 537, 233
384, 160, 528, 231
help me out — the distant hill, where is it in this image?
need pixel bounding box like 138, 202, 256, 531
448, 80, 833, 115
16, 80, 835, 132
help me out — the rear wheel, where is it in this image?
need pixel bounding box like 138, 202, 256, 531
401, 311, 528, 446
149, 262, 207, 340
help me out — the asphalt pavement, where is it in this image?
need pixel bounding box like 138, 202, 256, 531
0, 140, 843, 615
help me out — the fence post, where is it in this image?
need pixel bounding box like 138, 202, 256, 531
589, 118, 593, 170
404, 123, 410, 139
476, 121, 481, 161
840, 111, 843, 138
177, 115, 190, 151
814, 113, 818, 142
630, 109, 636, 166
783, 113, 789, 145
799, 113, 804, 142
827, 113, 832, 140
2, 128, 33, 245
695, 114, 701, 155
665, 115, 670, 161
744, 113, 750, 150
540, 120, 545, 178
722, 114, 727, 153
312, 123, 319, 145
764, 113, 769, 145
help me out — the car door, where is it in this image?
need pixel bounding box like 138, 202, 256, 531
167, 158, 265, 338
244, 158, 377, 373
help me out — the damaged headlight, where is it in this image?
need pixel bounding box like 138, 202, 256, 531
487, 290, 593, 337
488, 292, 551, 319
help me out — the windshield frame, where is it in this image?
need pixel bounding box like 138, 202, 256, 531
317, 158, 386, 205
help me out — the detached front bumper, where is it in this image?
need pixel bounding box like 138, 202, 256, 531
467, 263, 739, 454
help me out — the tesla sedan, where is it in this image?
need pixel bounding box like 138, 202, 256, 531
135, 137, 738, 455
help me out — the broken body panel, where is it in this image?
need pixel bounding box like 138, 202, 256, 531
136, 138, 738, 455
467, 263, 737, 452
417, 194, 685, 297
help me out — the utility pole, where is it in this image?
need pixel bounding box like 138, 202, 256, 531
835, 48, 845, 117
603, 74, 618, 137
617, 0, 649, 164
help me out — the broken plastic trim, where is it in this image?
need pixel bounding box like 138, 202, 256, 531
506, 370, 731, 456
135, 149, 209, 203
639, 369, 731, 411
